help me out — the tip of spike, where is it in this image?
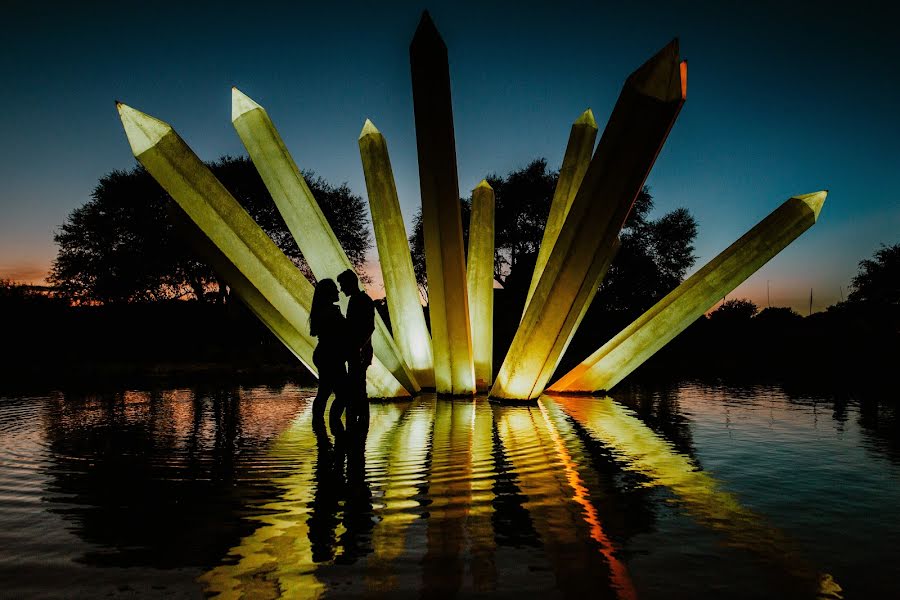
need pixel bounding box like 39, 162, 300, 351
795, 190, 827, 221
117, 103, 171, 156
575, 108, 597, 128
475, 179, 493, 191
418, 10, 435, 28
231, 87, 262, 122
359, 118, 380, 139
411, 9, 444, 49
628, 38, 685, 102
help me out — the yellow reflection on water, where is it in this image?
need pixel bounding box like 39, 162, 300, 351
365, 397, 435, 592
494, 401, 632, 599
198, 404, 324, 599
199, 393, 843, 599
200, 397, 500, 598
536, 400, 636, 600
545, 394, 842, 599
421, 398, 497, 594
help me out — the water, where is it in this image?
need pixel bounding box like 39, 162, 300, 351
1, 382, 898, 599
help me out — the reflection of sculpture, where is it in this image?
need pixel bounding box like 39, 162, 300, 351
117, 12, 824, 401
545, 394, 843, 598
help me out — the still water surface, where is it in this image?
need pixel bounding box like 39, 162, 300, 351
1, 382, 898, 598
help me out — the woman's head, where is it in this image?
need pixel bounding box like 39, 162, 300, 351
309, 278, 339, 337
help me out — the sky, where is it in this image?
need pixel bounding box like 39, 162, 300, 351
1, 0, 898, 313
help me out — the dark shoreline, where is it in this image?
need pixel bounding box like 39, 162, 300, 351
3, 293, 896, 400
1, 360, 890, 402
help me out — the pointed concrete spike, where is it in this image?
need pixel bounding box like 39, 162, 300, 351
575, 108, 596, 127
117, 103, 171, 156
231, 87, 263, 122
523, 107, 600, 315
410, 5, 474, 395
628, 38, 683, 101
359, 115, 435, 388
492, 39, 685, 401
359, 118, 380, 139
411, 9, 446, 53
467, 180, 495, 391
795, 190, 828, 221
549, 191, 826, 394
414, 10, 438, 38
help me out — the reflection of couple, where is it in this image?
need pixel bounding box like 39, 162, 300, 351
309, 269, 374, 434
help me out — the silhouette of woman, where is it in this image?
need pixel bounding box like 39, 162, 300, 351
309, 278, 347, 422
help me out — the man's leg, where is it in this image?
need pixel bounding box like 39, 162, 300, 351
347, 361, 369, 435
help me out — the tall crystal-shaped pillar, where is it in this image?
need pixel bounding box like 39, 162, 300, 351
358, 119, 435, 388
410, 11, 475, 395
524, 109, 598, 313
550, 192, 827, 393
491, 40, 687, 400
467, 180, 495, 391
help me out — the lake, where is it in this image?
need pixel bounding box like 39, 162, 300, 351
1, 381, 897, 598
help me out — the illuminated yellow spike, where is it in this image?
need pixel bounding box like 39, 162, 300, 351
524, 108, 598, 313
547, 394, 842, 597
232, 88, 420, 395
410, 12, 475, 395
466, 181, 495, 391
491, 40, 687, 400
550, 192, 827, 393
117, 102, 408, 399
358, 119, 435, 388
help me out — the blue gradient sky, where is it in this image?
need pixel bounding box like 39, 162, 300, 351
1, 1, 897, 312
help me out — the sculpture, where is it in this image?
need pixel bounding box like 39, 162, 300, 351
117, 12, 824, 401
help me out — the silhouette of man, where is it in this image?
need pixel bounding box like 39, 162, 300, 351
337, 269, 374, 431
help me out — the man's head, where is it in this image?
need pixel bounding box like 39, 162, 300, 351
337, 269, 359, 296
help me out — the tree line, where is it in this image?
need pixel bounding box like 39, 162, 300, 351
48, 156, 371, 304
48, 155, 700, 317
2, 156, 896, 390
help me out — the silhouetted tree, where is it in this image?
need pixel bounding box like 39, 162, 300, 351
594, 195, 697, 315
408, 157, 697, 314
49, 157, 371, 304
847, 243, 899, 306
709, 298, 759, 323
754, 306, 802, 326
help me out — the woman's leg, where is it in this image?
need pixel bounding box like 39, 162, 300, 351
312, 381, 333, 421
328, 362, 349, 435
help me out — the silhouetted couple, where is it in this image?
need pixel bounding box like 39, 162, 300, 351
309, 269, 374, 436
